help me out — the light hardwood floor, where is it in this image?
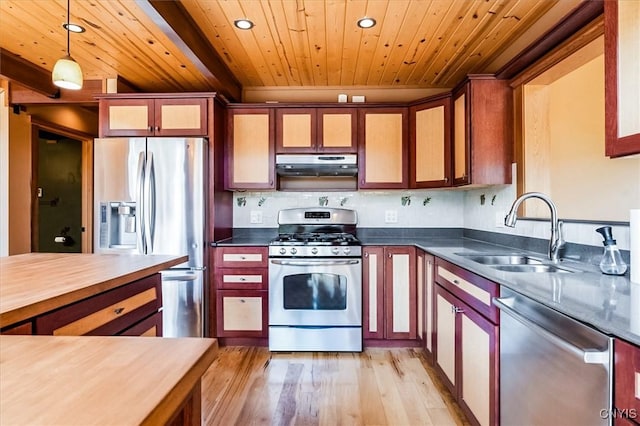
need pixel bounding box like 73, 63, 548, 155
201, 346, 469, 426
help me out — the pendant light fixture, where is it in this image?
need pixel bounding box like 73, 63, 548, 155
52, 0, 83, 90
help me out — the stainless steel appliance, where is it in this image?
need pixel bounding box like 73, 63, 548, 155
494, 288, 613, 426
268, 207, 362, 352
94, 137, 207, 338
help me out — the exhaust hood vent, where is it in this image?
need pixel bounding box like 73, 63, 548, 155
276, 154, 358, 177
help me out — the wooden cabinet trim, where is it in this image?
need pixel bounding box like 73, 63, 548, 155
119, 311, 162, 337
318, 108, 358, 153
0, 321, 33, 335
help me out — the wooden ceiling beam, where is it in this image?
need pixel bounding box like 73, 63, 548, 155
0, 49, 60, 99
138, 0, 242, 101
10, 80, 102, 106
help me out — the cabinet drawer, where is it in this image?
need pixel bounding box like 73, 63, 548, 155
215, 268, 268, 290
0, 321, 33, 335
435, 258, 499, 323
36, 274, 161, 336
120, 311, 162, 337
215, 247, 268, 268
216, 290, 267, 338
614, 339, 640, 421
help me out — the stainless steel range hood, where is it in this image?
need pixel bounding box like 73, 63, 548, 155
276, 154, 358, 177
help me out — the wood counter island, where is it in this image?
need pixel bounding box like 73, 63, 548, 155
0, 335, 218, 425
0, 253, 187, 333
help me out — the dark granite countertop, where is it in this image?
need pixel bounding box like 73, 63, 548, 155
214, 230, 639, 346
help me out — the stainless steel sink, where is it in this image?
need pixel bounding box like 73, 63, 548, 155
491, 264, 574, 273
460, 255, 544, 265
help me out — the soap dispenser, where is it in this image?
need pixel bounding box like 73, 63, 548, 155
595, 226, 628, 275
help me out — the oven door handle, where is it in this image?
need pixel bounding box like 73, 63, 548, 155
270, 259, 360, 266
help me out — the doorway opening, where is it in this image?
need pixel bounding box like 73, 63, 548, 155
31, 124, 93, 253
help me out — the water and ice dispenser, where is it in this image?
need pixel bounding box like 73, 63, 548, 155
99, 202, 137, 249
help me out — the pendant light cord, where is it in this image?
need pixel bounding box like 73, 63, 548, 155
66, 0, 70, 56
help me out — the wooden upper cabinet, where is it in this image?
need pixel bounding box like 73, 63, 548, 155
226, 108, 275, 190
452, 76, 512, 186
410, 95, 452, 188
605, 0, 640, 157
276, 107, 357, 153
358, 108, 409, 189
99, 97, 208, 138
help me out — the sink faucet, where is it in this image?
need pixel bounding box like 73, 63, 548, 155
505, 192, 565, 263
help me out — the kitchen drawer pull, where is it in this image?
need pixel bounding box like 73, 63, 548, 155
453, 279, 460, 285
114, 307, 125, 315
453, 307, 465, 314
239, 277, 246, 281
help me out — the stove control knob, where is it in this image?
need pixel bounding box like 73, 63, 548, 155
279, 248, 286, 255
343, 247, 351, 255
290, 248, 297, 255
331, 247, 339, 255
311, 248, 318, 255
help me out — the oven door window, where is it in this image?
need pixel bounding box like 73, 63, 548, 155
283, 273, 347, 310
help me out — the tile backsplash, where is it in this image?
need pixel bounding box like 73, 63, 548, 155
232, 168, 632, 251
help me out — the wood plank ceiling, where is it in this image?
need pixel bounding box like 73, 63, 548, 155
0, 0, 583, 101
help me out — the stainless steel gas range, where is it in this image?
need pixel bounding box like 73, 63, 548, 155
268, 208, 362, 352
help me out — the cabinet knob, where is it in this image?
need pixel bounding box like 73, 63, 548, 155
364, 252, 369, 258
388, 253, 392, 258
155, 126, 160, 131
148, 126, 153, 132
114, 307, 125, 315
444, 177, 449, 183
453, 279, 460, 285
239, 277, 246, 281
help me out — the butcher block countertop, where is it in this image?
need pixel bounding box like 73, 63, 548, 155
0, 335, 218, 425
0, 253, 187, 328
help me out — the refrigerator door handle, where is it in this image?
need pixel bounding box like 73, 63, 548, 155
144, 151, 156, 252
136, 151, 146, 253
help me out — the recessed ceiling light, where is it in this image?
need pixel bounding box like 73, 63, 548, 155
234, 19, 254, 30
63, 23, 85, 33
357, 17, 376, 29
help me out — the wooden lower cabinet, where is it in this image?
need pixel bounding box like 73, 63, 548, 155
363, 246, 417, 341
433, 255, 499, 426
35, 274, 162, 337
0, 321, 33, 335
435, 285, 498, 426
614, 339, 640, 425
213, 247, 269, 339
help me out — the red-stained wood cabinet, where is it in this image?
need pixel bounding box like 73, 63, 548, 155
434, 257, 499, 426
614, 338, 640, 425
213, 247, 269, 339
363, 246, 417, 342
452, 75, 512, 187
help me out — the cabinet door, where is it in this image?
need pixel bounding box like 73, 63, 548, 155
216, 290, 267, 338
363, 247, 385, 339
384, 246, 417, 339
318, 108, 358, 153
452, 85, 470, 186
154, 98, 207, 137
276, 108, 316, 153
358, 108, 408, 189
435, 286, 457, 395
605, 0, 640, 157
459, 299, 498, 426
410, 97, 452, 188
452, 77, 512, 186
614, 339, 640, 420
422, 252, 435, 357
100, 98, 154, 137
227, 109, 275, 190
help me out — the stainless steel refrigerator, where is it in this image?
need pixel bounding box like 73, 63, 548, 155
93, 137, 207, 337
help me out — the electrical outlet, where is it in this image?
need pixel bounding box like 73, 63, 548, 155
250, 210, 263, 224
385, 210, 398, 224
495, 211, 505, 228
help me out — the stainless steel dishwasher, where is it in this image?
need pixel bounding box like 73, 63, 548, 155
494, 288, 613, 426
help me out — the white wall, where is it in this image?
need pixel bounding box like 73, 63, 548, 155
0, 91, 8, 257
